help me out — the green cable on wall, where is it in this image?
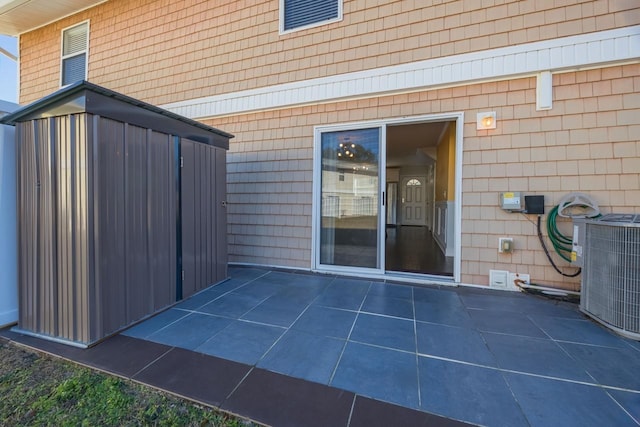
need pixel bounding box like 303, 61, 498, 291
536, 206, 581, 278
538, 193, 601, 278
546, 205, 574, 263
532, 193, 603, 280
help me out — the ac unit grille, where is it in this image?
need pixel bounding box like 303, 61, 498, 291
581, 221, 640, 340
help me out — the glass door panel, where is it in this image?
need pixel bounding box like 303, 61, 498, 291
320, 128, 380, 268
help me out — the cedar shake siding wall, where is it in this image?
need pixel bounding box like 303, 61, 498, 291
19, 0, 640, 104
211, 64, 640, 289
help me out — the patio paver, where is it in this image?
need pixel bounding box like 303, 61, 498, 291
3, 266, 639, 426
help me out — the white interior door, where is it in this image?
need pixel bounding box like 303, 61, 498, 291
401, 176, 426, 226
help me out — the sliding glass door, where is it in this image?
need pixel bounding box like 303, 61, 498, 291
318, 127, 382, 270
315, 114, 463, 281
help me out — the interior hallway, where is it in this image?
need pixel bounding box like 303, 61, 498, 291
385, 225, 453, 276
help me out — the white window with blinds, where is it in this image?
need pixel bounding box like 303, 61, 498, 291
61, 21, 89, 86
280, 0, 341, 33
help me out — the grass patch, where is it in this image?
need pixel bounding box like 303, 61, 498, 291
0, 340, 255, 426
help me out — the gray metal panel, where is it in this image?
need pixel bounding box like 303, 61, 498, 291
202, 145, 213, 286
124, 123, 150, 324
180, 139, 228, 299
215, 147, 228, 283
67, 114, 91, 343
193, 141, 203, 292
204, 146, 214, 284
54, 116, 70, 341
16, 115, 93, 344
36, 118, 56, 338
94, 117, 178, 338
181, 139, 197, 298
147, 130, 177, 310
95, 116, 127, 339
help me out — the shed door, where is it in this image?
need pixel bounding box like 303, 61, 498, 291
180, 138, 227, 299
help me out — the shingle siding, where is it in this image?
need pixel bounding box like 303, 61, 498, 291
212, 64, 640, 289
19, 0, 640, 105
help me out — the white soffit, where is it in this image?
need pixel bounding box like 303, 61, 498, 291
0, 0, 105, 36
163, 26, 640, 120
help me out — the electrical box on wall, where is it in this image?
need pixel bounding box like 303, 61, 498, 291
525, 195, 545, 214
499, 192, 522, 211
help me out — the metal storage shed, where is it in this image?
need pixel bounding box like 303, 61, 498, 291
1, 81, 233, 347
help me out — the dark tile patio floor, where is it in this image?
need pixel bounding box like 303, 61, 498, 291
3, 267, 640, 426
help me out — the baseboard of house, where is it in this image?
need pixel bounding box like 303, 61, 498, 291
228, 261, 312, 273
229, 261, 468, 288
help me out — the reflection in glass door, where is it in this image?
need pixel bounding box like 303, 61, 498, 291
320, 128, 380, 269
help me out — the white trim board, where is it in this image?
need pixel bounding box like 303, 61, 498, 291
163, 26, 640, 119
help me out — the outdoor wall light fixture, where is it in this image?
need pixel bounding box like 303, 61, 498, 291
477, 111, 497, 130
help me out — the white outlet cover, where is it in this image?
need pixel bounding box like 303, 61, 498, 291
499, 237, 514, 253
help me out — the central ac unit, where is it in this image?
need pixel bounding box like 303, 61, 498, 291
579, 214, 640, 340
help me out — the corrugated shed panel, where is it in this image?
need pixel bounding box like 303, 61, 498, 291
124, 123, 149, 324
56, 115, 91, 343
35, 118, 56, 338
147, 130, 177, 311
95, 116, 127, 339
181, 139, 196, 298
17, 115, 93, 343
181, 139, 227, 298
94, 117, 178, 338
215, 147, 228, 283
204, 146, 214, 284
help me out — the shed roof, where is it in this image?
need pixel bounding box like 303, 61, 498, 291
1, 81, 233, 149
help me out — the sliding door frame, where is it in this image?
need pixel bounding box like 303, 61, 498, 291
312, 112, 463, 284
312, 122, 386, 276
